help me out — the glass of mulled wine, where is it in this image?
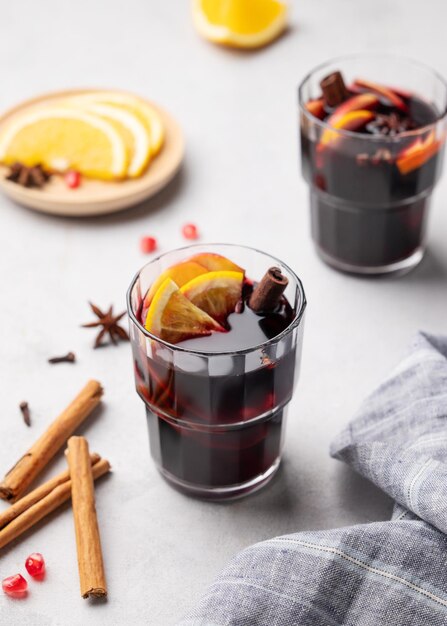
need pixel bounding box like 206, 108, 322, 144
299, 54, 447, 275
127, 244, 306, 500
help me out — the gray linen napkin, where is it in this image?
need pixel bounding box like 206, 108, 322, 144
178, 332, 447, 625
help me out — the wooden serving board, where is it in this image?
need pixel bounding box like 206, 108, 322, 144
0, 89, 184, 216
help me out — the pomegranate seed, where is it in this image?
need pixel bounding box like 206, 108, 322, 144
140, 236, 157, 254
64, 170, 82, 189
25, 552, 45, 578
182, 223, 199, 240
2, 574, 28, 596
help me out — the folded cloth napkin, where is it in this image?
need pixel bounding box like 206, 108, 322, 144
178, 332, 447, 626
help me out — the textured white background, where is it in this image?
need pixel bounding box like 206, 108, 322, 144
1, 1, 447, 624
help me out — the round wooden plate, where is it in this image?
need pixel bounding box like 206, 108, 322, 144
0, 89, 184, 216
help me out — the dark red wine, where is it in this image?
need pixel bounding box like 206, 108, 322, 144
301, 85, 444, 272
132, 286, 297, 497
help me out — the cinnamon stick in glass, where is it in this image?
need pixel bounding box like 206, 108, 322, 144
0, 456, 110, 550
320, 71, 349, 107
0, 380, 103, 502
249, 267, 289, 313
67, 436, 107, 599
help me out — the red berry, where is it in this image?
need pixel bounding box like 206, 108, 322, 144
140, 236, 157, 254
182, 223, 199, 240
25, 552, 45, 578
2, 574, 28, 596
64, 170, 82, 189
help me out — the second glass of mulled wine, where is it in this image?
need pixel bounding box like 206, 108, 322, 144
127, 244, 306, 500
299, 54, 447, 275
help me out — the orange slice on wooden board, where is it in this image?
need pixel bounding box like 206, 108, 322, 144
0, 107, 128, 180
180, 270, 244, 324
67, 101, 152, 178
145, 278, 224, 344
68, 91, 165, 157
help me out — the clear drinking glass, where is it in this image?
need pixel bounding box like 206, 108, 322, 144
299, 54, 447, 275
127, 244, 306, 500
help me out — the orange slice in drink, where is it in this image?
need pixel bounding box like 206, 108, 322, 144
188, 252, 244, 274
180, 270, 244, 324
319, 109, 376, 149
396, 130, 441, 175
326, 93, 379, 127
353, 79, 408, 112
143, 260, 208, 312
145, 278, 224, 344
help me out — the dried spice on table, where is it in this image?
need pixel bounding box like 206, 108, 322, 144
82, 303, 129, 349
19, 401, 31, 427
48, 351, 76, 364
6, 163, 51, 188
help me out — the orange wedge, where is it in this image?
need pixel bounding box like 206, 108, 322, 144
143, 260, 209, 313
0, 106, 128, 179
192, 0, 288, 49
327, 93, 379, 127
353, 79, 407, 112
188, 252, 244, 274
180, 270, 244, 323
319, 110, 376, 149
145, 278, 224, 344
305, 99, 325, 120
396, 130, 441, 175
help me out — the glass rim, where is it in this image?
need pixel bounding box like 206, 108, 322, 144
126, 242, 307, 357
298, 52, 447, 142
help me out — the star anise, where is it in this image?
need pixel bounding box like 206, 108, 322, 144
367, 113, 416, 137
82, 302, 129, 349
6, 162, 51, 188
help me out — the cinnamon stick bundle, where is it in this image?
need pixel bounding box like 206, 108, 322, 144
0, 455, 110, 551
0, 453, 101, 531
0, 380, 103, 502
67, 437, 107, 599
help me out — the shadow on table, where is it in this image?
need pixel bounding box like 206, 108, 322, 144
400, 247, 447, 285
199, 457, 393, 541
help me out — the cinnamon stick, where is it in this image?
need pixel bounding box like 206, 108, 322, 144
0, 453, 101, 531
0, 457, 110, 551
67, 437, 107, 599
0, 380, 103, 502
320, 71, 348, 107
249, 267, 289, 313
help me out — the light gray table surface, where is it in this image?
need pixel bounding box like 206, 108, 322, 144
1, 1, 446, 624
